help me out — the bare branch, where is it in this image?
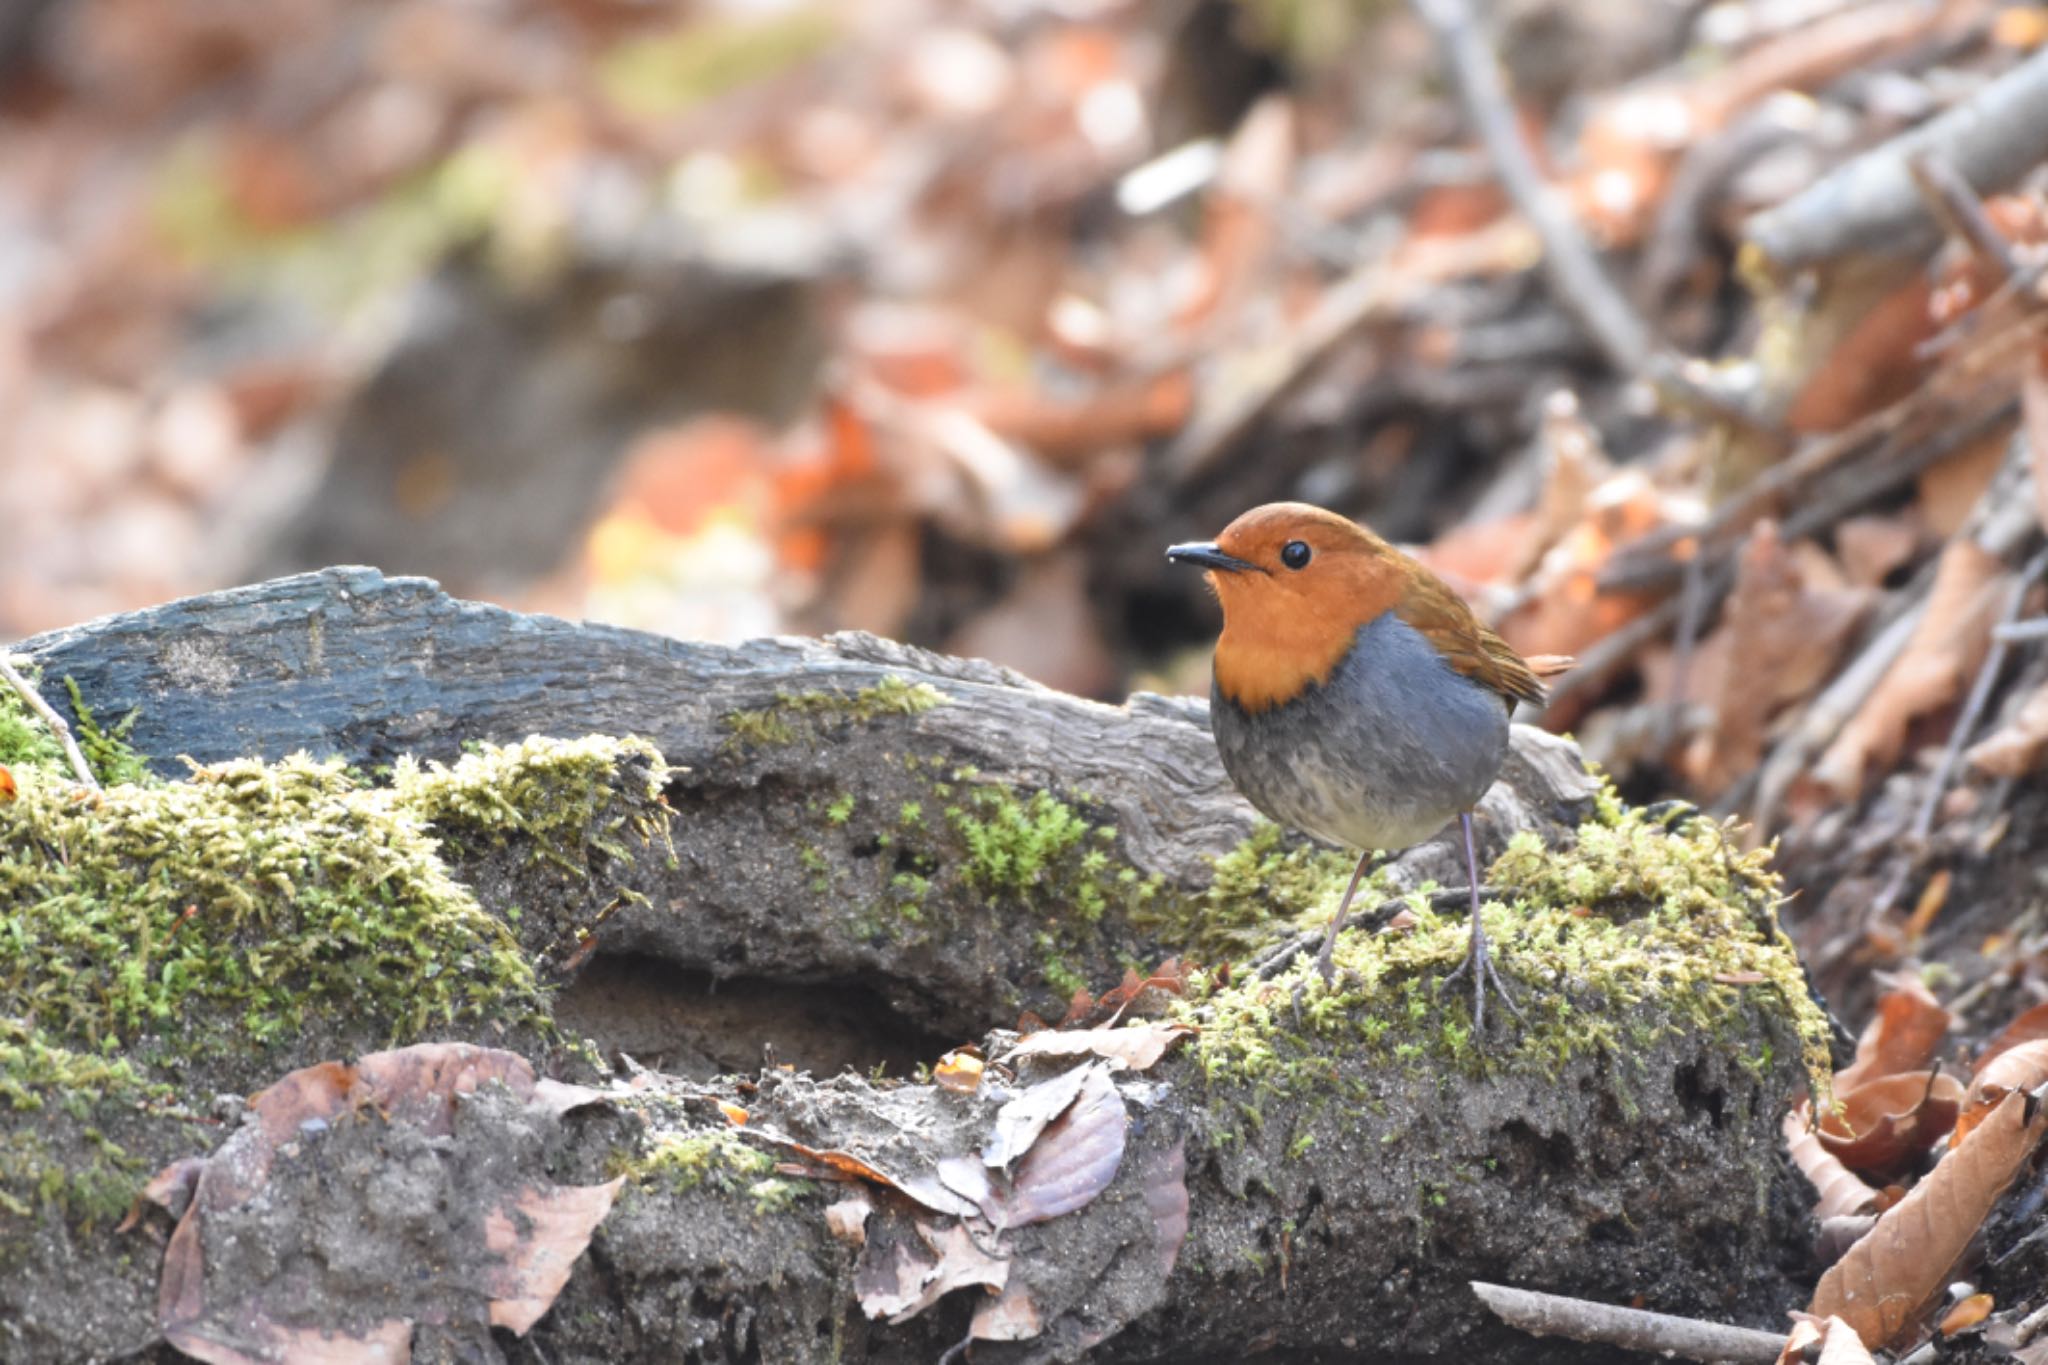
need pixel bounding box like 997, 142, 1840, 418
0, 655, 99, 790
1471, 1281, 1787, 1363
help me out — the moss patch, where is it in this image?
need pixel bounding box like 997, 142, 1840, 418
0, 693, 668, 1228
1187, 793, 1833, 1105
623, 1128, 810, 1214
722, 675, 946, 751
1138, 821, 1359, 962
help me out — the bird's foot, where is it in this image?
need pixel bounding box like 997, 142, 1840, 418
1439, 922, 1523, 1035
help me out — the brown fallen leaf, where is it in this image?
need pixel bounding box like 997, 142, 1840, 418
483, 1178, 628, 1334
1976, 1003, 2048, 1073
1002, 1023, 1193, 1072
1835, 979, 1953, 1094
886, 1221, 1009, 1325
998, 1064, 1126, 1229
1816, 1072, 1964, 1178
1968, 679, 2048, 778
825, 1193, 872, 1248
1810, 1088, 2048, 1349
1956, 1039, 2048, 1147
1683, 520, 1871, 795
1813, 538, 2008, 801
1784, 1107, 1882, 1221
1133, 1138, 1190, 1277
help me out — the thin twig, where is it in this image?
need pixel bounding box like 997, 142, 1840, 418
1996, 618, 2048, 644
1470, 1282, 1786, 1363
0, 656, 99, 789
1411, 0, 1758, 430
1911, 546, 2048, 840
1907, 149, 2021, 279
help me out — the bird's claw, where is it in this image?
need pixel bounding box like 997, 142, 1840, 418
1440, 935, 1523, 1034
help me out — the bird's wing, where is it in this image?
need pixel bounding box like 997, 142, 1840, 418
1393, 571, 1552, 708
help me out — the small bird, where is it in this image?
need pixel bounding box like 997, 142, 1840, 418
1167, 502, 1569, 1030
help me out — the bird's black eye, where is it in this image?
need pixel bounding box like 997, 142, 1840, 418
1280, 540, 1311, 570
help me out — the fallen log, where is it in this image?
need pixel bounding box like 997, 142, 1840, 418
1, 570, 1829, 1362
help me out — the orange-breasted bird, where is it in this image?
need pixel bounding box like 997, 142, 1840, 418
1167, 502, 1570, 1029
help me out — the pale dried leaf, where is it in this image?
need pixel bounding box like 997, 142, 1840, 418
1003, 1023, 1193, 1073
825, 1195, 873, 1247
1785, 1107, 1882, 1221
1778, 1313, 1879, 1365
484, 1177, 626, 1334
1968, 680, 2048, 778
2024, 347, 2048, 537
887, 1221, 1009, 1325
982, 1063, 1092, 1170
1810, 1089, 2048, 1349
971, 1279, 1043, 1342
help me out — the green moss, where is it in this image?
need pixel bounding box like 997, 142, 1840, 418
600, 6, 839, 118
1185, 793, 1833, 1105
0, 1021, 169, 1226
826, 793, 855, 826
624, 1128, 811, 1213
721, 675, 946, 752
1140, 822, 1359, 961
0, 670, 66, 773
62, 678, 152, 787
396, 733, 669, 870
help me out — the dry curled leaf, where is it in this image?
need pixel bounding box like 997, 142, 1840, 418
1976, 1003, 2048, 1073
1836, 979, 1953, 1094
1810, 1088, 2048, 1349
1817, 1072, 1965, 1178
1956, 1039, 2048, 1147
1939, 1291, 1994, 1336
1002, 1023, 1193, 1073
1968, 679, 2048, 778
1785, 1107, 1882, 1222
983, 1062, 1093, 1171
971, 1279, 1042, 1342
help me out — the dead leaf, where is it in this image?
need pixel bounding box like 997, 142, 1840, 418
483, 1178, 627, 1334
153, 1043, 623, 1362
2026, 343, 2048, 536
1134, 1138, 1189, 1276
1785, 1107, 1882, 1221
1778, 1313, 1880, 1365
0, 765, 14, 802
1683, 520, 1871, 794
886, 1221, 1009, 1324
1000, 1065, 1126, 1228
1976, 1004, 2048, 1073
741, 1130, 979, 1219
1836, 979, 1954, 1093
971, 1279, 1042, 1342
983, 1063, 1093, 1171
934, 1049, 985, 1094
1810, 1088, 2048, 1349
825, 1194, 872, 1247
1968, 679, 2048, 778
1814, 539, 2008, 801
1003, 1023, 1193, 1073
1956, 1039, 2048, 1146
1836, 516, 1922, 591
1817, 1072, 1965, 1177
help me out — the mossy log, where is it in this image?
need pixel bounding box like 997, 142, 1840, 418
2, 569, 1829, 1363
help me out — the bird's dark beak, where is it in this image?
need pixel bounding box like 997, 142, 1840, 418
1166, 541, 1260, 574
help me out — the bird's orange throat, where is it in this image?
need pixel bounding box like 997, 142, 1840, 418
1212, 607, 1357, 714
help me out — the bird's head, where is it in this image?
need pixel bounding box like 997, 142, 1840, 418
1166, 502, 1411, 713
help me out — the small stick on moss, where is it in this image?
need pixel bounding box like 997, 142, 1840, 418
0, 656, 99, 790
1471, 1282, 1787, 1363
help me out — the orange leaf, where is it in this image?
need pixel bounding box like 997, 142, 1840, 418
1836, 979, 1954, 1094
1939, 1291, 1994, 1336
1785, 1107, 1882, 1221
716, 1101, 749, 1127
0, 765, 14, 802
933, 1050, 985, 1094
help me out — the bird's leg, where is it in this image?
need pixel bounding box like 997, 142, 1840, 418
1440, 810, 1522, 1031
1309, 849, 1376, 985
